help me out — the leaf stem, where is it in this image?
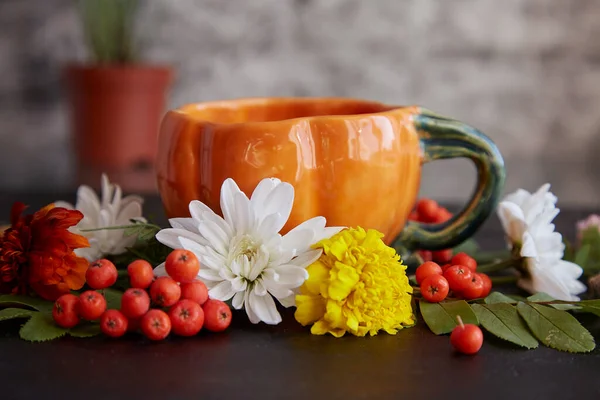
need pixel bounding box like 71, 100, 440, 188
79, 223, 161, 233
473, 250, 511, 264
478, 257, 521, 274
490, 275, 519, 285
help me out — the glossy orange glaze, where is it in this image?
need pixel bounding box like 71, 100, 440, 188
156, 98, 423, 244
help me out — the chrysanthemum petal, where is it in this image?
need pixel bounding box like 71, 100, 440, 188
497, 201, 526, 243
282, 228, 315, 254
232, 291, 245, 309
295, 294, 326, 325
304, 261, 329, 295
198, 220, 229, 255
289, 249, 323, 269
250, 178, 281, 221
189, 200, 215, 221
256, 212, 286, 239
233, 192, 255, 234
520, 231, 538, 259
254, 279, 267, 296
277, 293, 296, 307
156, 228, 208, 249
316, 226, 345, 242
189, 200, 233, 237
76, 185, 101, 218
270, 265, 309, 287
248, 291, 281, 325
231, 276, 248, 292
220, 178, 243, 228
169, 218, 199, 233
209, 280, 236, 301
115, 200, 142, 225
241, 292, 259, 324
266, 284, 294, 302
153, 262, 168, 277
198, 268, 223, 281
262, 182, 294, 227
248, 248, 269, 281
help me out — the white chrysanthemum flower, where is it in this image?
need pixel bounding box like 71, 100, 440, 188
55, 174, 146, 262
497, 183, 586, 301
154, 177, 344, 325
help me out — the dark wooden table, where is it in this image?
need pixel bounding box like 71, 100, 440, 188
1, 192, 599, 400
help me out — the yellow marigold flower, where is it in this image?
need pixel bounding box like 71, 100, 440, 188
294, 227, 415, 337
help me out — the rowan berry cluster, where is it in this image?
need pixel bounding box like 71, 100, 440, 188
52, 250, 231, 341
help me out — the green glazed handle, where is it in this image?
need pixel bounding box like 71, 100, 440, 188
395, 108, 506, 254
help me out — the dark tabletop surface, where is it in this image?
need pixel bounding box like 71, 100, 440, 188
1, 192, 599, 400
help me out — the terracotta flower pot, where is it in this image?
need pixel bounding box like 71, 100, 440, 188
64, 65, 173, 192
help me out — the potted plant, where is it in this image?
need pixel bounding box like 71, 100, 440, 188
64, 0, 173, 192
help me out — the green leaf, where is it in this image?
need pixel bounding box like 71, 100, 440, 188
526, 293, 555, 302
526, 293, 581, 311
452, 239, 479, 256
419, 300, 479, 335
517, 302, 595, 353
103, 288, 124, 310
472, 303, 538, 349
19, 312, 67, 342
574, 244, 591, 269
0, 294, 54, 312
579, 227, 600, 276
563, 237, 575, 262
68, 323, 101, 338
0, 308, 35, 322
577, 299, 600, 317
484, 292, 517, 304
507, 294, 528, 302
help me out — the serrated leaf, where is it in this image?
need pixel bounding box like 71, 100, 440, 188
472, 303, 538, 349
0, 294, 54, 312
577, 299, 600, 317
527, 293, 555, 302
484, 292, 517, 304
419, 300, 479, 335
124, 226, 142, 237
19, 312, 67, 342
103, 288, 124, 310
517, 302, 595, 353
0, 308, 34, 322
526, 293, 581, 311
507, 294, 528, 302
137, 228, 157, 242
68, 323, 101, 338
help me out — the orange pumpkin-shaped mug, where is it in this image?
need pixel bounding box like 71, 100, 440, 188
156, 97, 505, 253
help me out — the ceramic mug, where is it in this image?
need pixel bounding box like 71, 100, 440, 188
156, 97, 505, 253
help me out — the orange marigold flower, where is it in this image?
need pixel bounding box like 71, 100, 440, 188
0, 202, 90, 300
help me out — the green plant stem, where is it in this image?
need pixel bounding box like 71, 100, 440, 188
80, 222, 161, 233
473, 250, 511, 264
478, 257, 521, 274
490, 275, 518, 285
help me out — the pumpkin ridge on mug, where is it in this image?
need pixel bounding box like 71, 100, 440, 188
155, 97, 505, 251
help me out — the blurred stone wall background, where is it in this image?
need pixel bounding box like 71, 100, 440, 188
0, 0, 599, 207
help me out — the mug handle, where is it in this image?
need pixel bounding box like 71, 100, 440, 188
394, 108, 506, 255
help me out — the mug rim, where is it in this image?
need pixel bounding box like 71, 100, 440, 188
168, 97, 416, 126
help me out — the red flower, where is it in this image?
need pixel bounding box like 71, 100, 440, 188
0, 202, 90, 300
